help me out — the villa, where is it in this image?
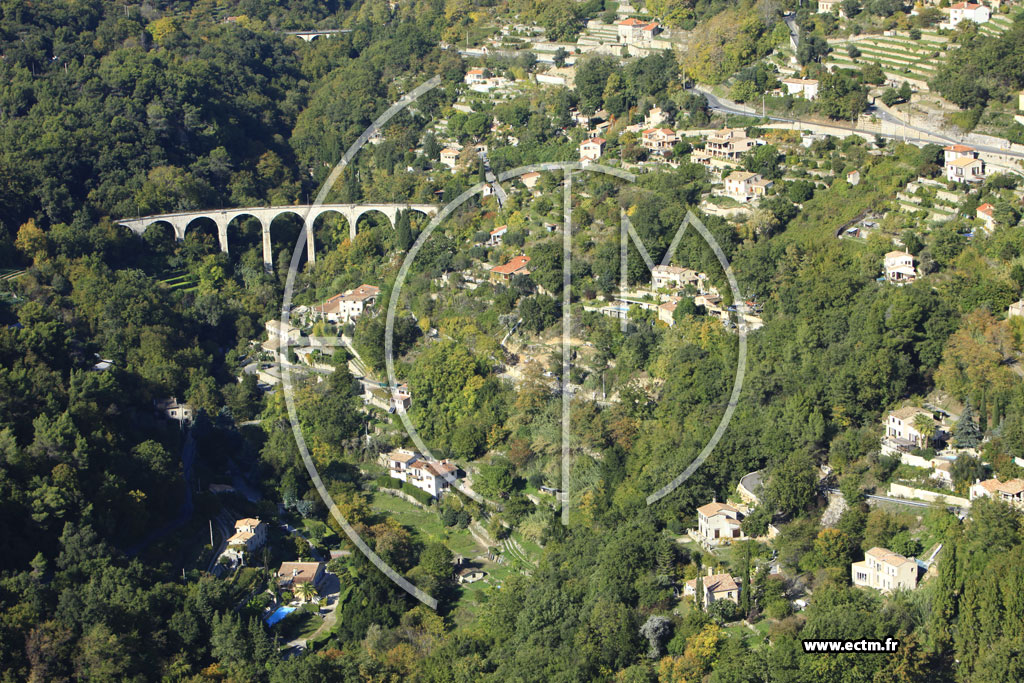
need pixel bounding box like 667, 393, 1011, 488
683, 568, 741, 607
851, 547, 918, 592
884, 251, 916, 284
695, 500, 746, 546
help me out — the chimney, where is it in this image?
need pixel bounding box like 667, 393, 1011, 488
706, 566, 713, 577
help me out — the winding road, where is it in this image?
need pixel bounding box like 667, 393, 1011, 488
692, 87, 1024, 161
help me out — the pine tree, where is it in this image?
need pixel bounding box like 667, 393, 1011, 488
740, 542, 751, 617
695, 574, 704, 611
954, 401, 983, 448
394, 210, 412, 251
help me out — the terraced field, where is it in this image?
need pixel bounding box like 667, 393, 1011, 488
158, 270, 199, 293
826, 19, 1014, 90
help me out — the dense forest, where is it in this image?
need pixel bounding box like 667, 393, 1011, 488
2, 0, 1024, 681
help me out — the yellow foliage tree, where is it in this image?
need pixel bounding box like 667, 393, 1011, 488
15, 219, 48, 264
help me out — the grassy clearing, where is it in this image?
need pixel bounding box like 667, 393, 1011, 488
371, 491, 482, 558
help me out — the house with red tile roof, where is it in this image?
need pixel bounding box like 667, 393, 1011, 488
976, 202, 995, 231
947, 2, 990, 27
579, 137, 605, 162
970, 477, 1024, 508
490, 255, 531, 282
695, 500, 746, 546
312, 284, 380, 324
641, 128, 678, 154
684, 567, 742, 607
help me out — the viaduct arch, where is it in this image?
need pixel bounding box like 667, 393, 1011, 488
117, 203, 439, 271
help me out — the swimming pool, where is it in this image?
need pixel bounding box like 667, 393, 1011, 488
265, 605, 296, 626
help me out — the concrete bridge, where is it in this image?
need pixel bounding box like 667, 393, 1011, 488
117, 203, 438, 269
282, 29, 352, 42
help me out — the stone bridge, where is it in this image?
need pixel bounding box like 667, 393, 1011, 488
117, 203, 438, 269
282, 29, 352, 42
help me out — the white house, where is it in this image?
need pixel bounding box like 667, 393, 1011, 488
488, 225, 507, 245
724, 171, 773, 202
695, 500, 746, 546
225, 518, 268, 561
464, 68, 488, 85
884, 251, 916, 284
616, 17, 661, 44
782, 78, 819, 100
312, 284, 380, 324
947, 2, 990, 27
943, 145, 984, 183
970, 477, 1024, 508
651, 264, 703, 290
579, 137, 605, 162
946, 156, 985, 183
976, 202, 995, 231
383, 448, 421, 478
881, 406, 935, 454
440, 148, 461, 169
1008, 300, 1024, 319
407, 459, 460, 498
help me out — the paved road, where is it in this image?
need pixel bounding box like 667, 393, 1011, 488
693, 87, 1024, 161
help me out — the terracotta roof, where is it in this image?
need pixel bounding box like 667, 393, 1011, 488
617, 18, 646, 26
388, 449, 420, 464
783, 77, 818, 85
441, 148, 460, 155
697, 501, 740, 517
950, 156, 983, 168
277, 561, 323, 584
890, 406, 930, 421
951, 2, 982, 8
643, 127, 676, 136
977, 203, 994, 216
490, 225, 507, 235
685, 573, 740, 593
467, 68, 484, 75
522, 171, 541, 179
236, 518, 261, 528
227, 531, 254, 545
492, 255, 531, 276
727, 171, 759, 181
944, 144, 974, 152
885, 250, 913, 260
865, 547, 915, 566
978, 477, 1024, 495
342, 284, 379, 302
581, 137, 605, 146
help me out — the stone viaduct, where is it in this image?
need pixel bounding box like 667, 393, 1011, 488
117, 203, 438, 270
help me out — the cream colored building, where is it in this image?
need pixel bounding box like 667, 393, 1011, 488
683, 568, 741, 607
851, 547, 918, 592
695, 501, 746, 546
970, 477, 1024, 508
884, 251, 916, 284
